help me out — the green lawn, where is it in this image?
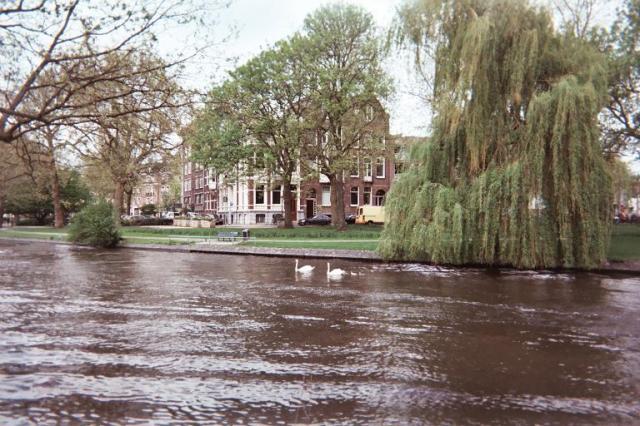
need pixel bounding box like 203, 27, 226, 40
2, 224, 639, 261
608, 224, 640, 261
0, 229, 66, 241
122, 224, 383, 240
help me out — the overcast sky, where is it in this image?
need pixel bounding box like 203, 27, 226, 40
159, 0, 430, 137
161, 0, 637, 169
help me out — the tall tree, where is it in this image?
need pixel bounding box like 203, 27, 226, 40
13, 125, 69, 227
300, 4, 391, 230
0, 143, 25, 227
599, 0, 640, 155
381, 0, 612, 269
190, 39, 309, 227
551, 0, 602, 39
0, 0, 220, 146
74, 52, 186, 216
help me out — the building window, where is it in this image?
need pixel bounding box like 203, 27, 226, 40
395, 161, 404, 175
256, 214, 266, 223
256, 184, 265, 204
272, 185, 281, 205
364, 187, 371, 205
222, 196, 228, 203
350, 187, 359, 206
322, 186, 331, 206
374, 190, 386, 206
365, 105, 374, 121
317, 131, 329, 148
375, 158, 385, 178
350, 159, 359, 177
255, 153, 265, 170
364, 158, 372, 178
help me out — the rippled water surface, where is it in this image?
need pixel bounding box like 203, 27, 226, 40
1, 241, 639, 424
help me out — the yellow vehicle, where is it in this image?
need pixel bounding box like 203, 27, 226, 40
356, 205, 385, 224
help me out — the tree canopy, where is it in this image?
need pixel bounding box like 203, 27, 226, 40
299, 4, 391, 230
190, 38, 308, 227
380, 0, 612, 269
189, 5, 390, 229
599, 0, 640, 155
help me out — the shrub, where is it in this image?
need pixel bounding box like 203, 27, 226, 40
68, 199, 121, 248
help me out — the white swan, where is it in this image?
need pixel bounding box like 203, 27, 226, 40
295, 259, 315, 274
327, 262, 347, 278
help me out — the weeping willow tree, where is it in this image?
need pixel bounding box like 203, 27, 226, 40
380, 0, 612, 269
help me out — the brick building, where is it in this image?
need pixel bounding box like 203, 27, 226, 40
181, 101, 411, 224
130, 171, 172, 215
181, 152, 218, 216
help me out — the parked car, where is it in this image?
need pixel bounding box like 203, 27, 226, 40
298, 213, 332, 226
345, 214, 356, 224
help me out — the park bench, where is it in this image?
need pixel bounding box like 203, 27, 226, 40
217, 231, 239, 242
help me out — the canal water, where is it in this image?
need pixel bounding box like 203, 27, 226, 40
0, 241, 639, 424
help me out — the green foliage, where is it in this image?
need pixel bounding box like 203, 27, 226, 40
188, 103, 252, 176
4, 179, 53, 224
60, 170, 92, 215
68, 199, 121, 248
599, 0, 640, 154
298, 4, 391, 228
381, 0, 612, 269
3, 169, 91, 224
140, 203, 157, 216
123, 224, 382, 240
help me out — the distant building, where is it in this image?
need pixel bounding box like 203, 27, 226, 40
130, 172, 171, 215
181, 157, 218, 216
181, 102, 419, 225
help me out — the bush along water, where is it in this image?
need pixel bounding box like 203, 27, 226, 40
381, 0, 611, 269
68, 199, 121, 248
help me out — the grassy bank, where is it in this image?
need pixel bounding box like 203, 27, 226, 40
608, 224, 640, 261
122, 224, 383, 240
2, 224, 639, 260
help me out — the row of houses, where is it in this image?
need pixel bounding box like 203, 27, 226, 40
181, 104, 411, 225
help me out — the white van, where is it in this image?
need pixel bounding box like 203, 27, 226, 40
356, 206, 385, 224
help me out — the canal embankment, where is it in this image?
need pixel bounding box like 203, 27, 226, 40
1, 231, 639, 275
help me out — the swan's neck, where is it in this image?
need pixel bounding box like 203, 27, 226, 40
295, 259, 299, 269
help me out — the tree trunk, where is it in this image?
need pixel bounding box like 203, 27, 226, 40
125, 188, 133, 216
51, 170, 64, 228
45, 131, 65, 228
329, 174, 347, 231
282, 176, 293, 229
113, 181, 125, 217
